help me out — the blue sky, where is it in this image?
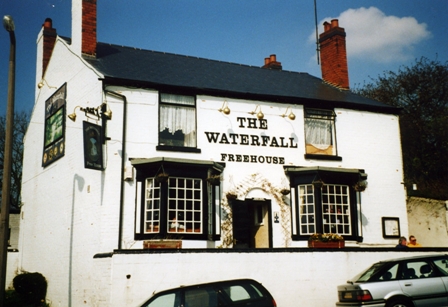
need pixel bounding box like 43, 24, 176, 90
0, 0, 447, 114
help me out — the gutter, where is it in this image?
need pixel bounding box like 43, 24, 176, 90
104, 89, 127, 250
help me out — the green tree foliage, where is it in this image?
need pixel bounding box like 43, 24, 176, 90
355, 57, 448, 199
4, 271, 48, 306
0, 111, 30, 211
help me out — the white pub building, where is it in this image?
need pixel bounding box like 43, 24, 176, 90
9, 1, 436, 306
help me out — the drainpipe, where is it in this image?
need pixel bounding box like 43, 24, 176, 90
104, 89, 127, 250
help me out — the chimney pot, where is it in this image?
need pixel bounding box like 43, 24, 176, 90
43, 18, 52, 29
331, 19, 339, 28
262, 54, 282, 70
323, 21, 331, 32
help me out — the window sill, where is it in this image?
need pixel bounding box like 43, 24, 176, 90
156, 145, 201, 153
304, 154, 342, 161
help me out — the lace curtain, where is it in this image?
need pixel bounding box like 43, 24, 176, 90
159, 94, 196, 147
305, 118, 333, 150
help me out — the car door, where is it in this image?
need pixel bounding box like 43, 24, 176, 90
398, 260, 448, 307
432, 257, 448, 300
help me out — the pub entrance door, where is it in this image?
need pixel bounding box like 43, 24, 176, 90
232, 198, 272, 248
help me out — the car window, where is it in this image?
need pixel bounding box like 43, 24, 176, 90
378, 263, 399, 281
433, 258, 448, 276
248, 283, 264, 297
185, 287, 218, 307
223, 285, 251, 301
143, 292, 177, 307
354, 263, 385, 282
405, 260, 435, 278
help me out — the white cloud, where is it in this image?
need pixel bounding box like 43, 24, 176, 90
309, 7, 431, 63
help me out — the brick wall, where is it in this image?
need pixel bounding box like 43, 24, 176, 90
82, 0, 97, 56
319, 19, 349, 89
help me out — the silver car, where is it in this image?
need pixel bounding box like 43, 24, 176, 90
336, 254, 448, 307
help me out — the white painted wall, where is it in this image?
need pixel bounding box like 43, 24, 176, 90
105, 250, 446, 307
19, 37, 107, 305
407, 197, 448, 247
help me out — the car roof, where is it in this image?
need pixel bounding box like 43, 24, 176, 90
377, 254, 448, 263
152, 278, 264, 294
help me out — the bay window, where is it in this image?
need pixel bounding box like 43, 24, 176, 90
145, 177, 203, 234
133, 158, 224, 240
286, 166, 365, 242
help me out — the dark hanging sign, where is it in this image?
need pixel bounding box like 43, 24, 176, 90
42, 83, 66, 167
83, 121, 103, 170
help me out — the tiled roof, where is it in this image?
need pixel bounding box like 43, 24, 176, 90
84, 42, 398, 114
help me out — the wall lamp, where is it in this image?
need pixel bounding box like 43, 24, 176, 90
218, 100, 230, 115
68, 102, 112, 122
37, 79, 56, 89
249, 105, 264, 119
281, 107, 296, 120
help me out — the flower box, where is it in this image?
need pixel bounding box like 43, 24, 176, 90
143, 240, 182, 249
308, 233, 345, 248
308, 240, 345, 248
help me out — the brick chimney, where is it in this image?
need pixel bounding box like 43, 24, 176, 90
262, 54, 282, 70
72, 0, 97, 56
319, 19, 349, 90
42, 18, 57, 78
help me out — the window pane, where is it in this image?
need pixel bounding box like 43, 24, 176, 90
322, 184, 351, 236
143, 292, 176, 307
144, 178, 160, 233
185, 287, 218, 307
433, 258, 448, 276
304, 109, 336, 155
168, 177, 202, 234
223, 285, 251, 302
161, 93, 195, 106
159, 94, 196, 147
298, 184, 316, 235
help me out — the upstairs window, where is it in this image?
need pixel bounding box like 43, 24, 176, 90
304, 109, 336, 156
159, 93, 196, 148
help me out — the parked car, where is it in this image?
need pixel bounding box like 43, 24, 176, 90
336, 254, 448, 307
138, 278, 277, 307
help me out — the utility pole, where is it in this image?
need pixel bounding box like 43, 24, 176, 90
0, 15, 16, 305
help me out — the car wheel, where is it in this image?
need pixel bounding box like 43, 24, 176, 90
386, 297, 413, 307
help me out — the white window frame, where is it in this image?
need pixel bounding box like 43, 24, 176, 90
167, 177, 203, 234
297, 183, 352, 236
144, 178, 161, 233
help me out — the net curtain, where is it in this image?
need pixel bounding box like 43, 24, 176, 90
159, 94, 196, 147
305, 118, 333, 150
